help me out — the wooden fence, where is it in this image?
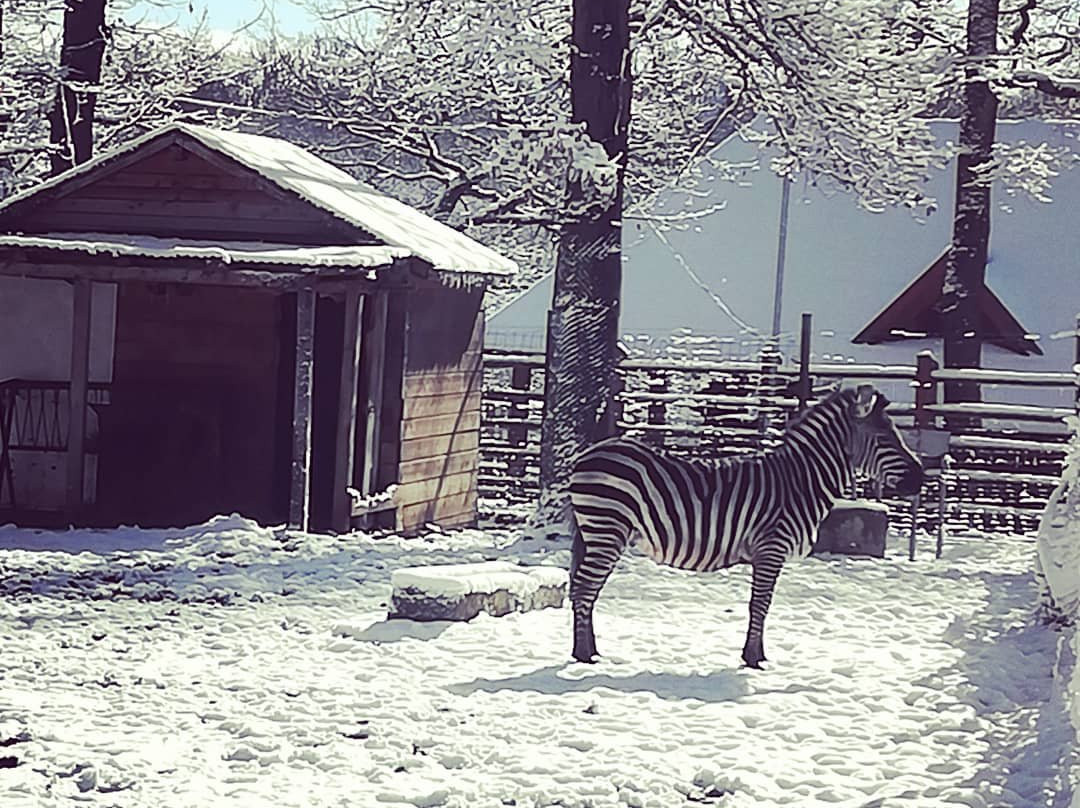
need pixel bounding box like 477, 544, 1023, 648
481, 346, 1079, 535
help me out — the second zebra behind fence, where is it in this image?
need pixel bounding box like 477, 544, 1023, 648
567, 384, 924, 669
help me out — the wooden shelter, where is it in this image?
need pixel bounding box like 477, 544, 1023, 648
852, 250, 1042, 356
0, 123, 515, 534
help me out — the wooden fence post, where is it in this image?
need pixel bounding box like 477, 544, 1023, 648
605, 369, 625, 437
797, 312, 812, 411
646, 373, 667, 446
914, 350, 939, 429
508, 363, 532, 478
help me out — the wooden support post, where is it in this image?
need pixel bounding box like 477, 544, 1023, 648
66, 277, 92, 516
797, 312, 812, 411
288, 288, 316, 531
361, 291, 389, 498
331, 288, 364, 533
914, 350, 939, 429
507, 363, 532, 479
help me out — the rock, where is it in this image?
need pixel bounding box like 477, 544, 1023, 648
389, 562, 567, 622
813, 499, 889, 558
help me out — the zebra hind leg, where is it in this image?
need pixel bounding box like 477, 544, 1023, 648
742, 551, 784, 669
569, 523, 623, 663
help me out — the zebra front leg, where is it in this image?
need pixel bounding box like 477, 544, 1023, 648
569, 531, 622, 663
742, 550, 785, 669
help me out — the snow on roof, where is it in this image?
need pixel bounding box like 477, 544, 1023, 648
0, 233, 411, 271
0, 122, 517, 278
176, 124, 516, 277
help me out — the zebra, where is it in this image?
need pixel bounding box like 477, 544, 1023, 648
567, 384, 923, 668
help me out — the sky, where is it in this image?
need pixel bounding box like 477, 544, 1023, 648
129, 0, 318, 36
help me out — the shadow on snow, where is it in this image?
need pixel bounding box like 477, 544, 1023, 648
447, 663, 752, 703
930, 569, 1075, 806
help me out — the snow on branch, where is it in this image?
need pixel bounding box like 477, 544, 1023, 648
1012, 70, 1080, 99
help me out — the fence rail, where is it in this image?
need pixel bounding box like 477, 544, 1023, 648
481, 346, 1079, 535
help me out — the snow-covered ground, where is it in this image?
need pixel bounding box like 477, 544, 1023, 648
0, 509, 1075, 807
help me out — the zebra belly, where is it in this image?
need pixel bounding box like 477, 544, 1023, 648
635, 529, 753, 572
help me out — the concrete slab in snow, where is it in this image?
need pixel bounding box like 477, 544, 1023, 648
389, 562, 568, 622
813, 499, 889, 558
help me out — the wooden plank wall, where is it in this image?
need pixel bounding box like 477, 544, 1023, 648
8, 143, 357, 244
396, 282, 484, 533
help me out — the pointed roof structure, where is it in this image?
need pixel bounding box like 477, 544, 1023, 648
0, 122, 516, 278
852, 251, 1042, 356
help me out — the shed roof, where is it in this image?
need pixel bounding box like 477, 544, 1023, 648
0, 233, 411, 270
852, 251, 1043, 356
0, 123, 516, 278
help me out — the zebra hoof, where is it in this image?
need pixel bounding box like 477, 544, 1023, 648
572, 649, 599, 664
741, 648, 767, 669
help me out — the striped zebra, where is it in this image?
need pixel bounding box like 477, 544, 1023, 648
567, 384, 923, 668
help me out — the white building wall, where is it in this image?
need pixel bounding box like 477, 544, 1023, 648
0, 276, 116, 383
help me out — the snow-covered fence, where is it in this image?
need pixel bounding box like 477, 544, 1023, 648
912, 352, 1077, 533
481, 352, 544, 498
480, 347, 1080, 534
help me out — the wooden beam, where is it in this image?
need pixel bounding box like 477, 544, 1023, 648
331, 288, 364, 533
288, 288, 316, 531
65, 277, 92, 515
361, 291, 390, 496
0, 256, 390, 292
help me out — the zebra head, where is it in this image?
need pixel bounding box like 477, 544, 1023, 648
847, 385, 924, 496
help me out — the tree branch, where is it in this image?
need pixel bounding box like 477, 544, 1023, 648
1011, 69, 1080, 98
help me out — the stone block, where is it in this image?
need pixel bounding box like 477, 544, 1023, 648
813, 499, 890, 558
389, 562, 568, 622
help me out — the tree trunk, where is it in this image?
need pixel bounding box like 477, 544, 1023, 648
537, 0, 631, 524
48, 0, 108, 176
938, 0, 999, 424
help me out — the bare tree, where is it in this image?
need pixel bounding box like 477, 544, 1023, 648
48, 0, 108, 174
940, 0, 1079, 411
0, 1, 263, 192
537, 0, 631, 514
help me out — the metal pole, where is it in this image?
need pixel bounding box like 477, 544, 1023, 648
1074, 312, 1079, 414
771, 177, 791, 338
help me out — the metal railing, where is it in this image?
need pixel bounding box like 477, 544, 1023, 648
0, 379, 110, 510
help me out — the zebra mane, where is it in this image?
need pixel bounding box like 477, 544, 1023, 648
782, 387, 856, 436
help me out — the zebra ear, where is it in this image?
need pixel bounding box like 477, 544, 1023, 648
853, 384, 877, 419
